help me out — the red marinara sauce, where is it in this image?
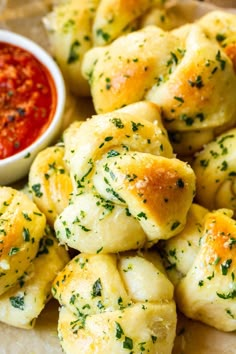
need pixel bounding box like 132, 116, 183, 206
0, 41, 57, 159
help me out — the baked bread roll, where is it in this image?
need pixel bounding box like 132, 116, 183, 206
149, 23, 236, 154
0, 227, 69, 329
159, 203, 208, 286
94, 152, 196, 242
192, 127, 236, 215
55, 192, 147, 254
92, 0, 164, 46
52, 252, 177, 354
43, 0, 99, 96
82, 26, 180, 113
0, 187, 46, 296
29, 145, 73, 226
197, 11, 236, 72
55, 102, 196, 253
44, 0, 167, 96
175, 209, 236, 332
63, 100, 173, 184
161, 206, 236, 332
82, 24, 236, 156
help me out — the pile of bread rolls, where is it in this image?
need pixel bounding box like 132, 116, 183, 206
43, 2, 236, 352
2, 1, 236, 353
28, 100, 195, 353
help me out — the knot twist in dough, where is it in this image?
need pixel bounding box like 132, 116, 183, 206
52, 251, 177, 354
161, 205, 236, 332
55, 101, 196, 253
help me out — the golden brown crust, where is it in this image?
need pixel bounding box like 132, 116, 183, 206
0, 228, 69, 329
94, 153, 196, 241
29, 146, 73, 226
173, 209, 236, 332
197, 10, 236, 73
147, 24, 236, 132
64, 101, 173, 185
82, 26, 179, 113
44, 0, 169, 97
92, 0, 164, 45
53, 252, 176, 354
82, 20, 236, 156
55, 102, 195, 252
0, 187, 46, 296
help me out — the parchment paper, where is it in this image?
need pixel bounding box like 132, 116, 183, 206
0, 1, 236, 353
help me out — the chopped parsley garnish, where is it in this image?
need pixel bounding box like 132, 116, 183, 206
10, 295, 25, 310
91, 278, 102, 298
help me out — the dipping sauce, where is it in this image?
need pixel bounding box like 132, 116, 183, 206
0, 42, 57, 159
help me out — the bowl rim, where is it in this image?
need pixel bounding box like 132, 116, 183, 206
0, 29, 66, 166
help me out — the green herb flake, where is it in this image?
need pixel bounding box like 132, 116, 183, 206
137, 212, 147, 220
169, 249, 177, 259
91, 278, 102, 298
229, 238, 236, 249
188, 75, 204, 88
226, 308, 234, 318
107, 150, 120, 158
22, 227, 30, 242
171, 221, 180, 231
24, 152, 31, 159
8, 247, 20, 256
111, 117, 124, 129
105, 77, 111, 90
217, 134, 234, 145
96, 247, 103, 254
214, 256, 221, 265
229, 171, 236, 177
70, 294, 76, 305
220, 161, 228, 171
104, 136, 113, 142
207, 271, 215, 280
216, 33, 226, 42
174, 96, 184, 104
115, 322, 124, 339
198, 280, 204, 287
176, 178, 184, 188
217, 290, 236, 300
216, 50, 226, 70
79, 225, 91, 232
123, 336, 133, 350
151, 335, 157, 343
67, 40, 80, 64
221, 259, 232, 276
96, 29, 110, 42
131, 121, 144, 132
10, 295, 24, 310
200, 159, 209, 168
180, 114, 194, 126
31, 184, 43, 198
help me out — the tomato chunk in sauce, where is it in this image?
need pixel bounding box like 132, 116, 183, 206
0, 42, 57, 159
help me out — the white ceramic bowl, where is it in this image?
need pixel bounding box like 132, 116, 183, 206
0, 30, 66, 186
